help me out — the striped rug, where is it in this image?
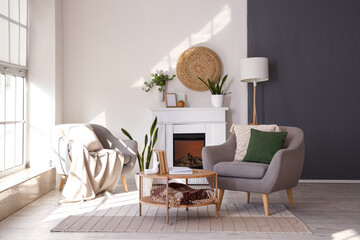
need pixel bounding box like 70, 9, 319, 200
51, 202, 311, 233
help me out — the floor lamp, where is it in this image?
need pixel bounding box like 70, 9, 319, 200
240, 57, 269, 125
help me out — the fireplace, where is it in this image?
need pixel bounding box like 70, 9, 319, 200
173, 133, 205, 169
151, 107, 228, 184
151, 107, 227, 171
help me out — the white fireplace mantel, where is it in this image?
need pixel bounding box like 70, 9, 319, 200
151, 107, 229, 169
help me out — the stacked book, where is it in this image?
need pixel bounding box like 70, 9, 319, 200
154, 150, 169, 174
169, 167, 193, 174
153, 150, 193, 175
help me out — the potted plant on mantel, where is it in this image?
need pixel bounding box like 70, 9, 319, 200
121, 117, 158, 195
142, 70, 176, 101
198, 74, 231, 107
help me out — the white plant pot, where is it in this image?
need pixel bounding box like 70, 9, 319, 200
211, 94, 224, 107
135, 173, 154, 196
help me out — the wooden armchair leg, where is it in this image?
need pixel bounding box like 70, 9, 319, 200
262, 193, 269, 216
246, 192, 250, 203
59, 175, 67, 191
286, 188, 294, 207
121, 175, 128, 192
218, 189, 225, 211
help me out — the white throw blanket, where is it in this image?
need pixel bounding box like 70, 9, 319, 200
61, 139, 127, 203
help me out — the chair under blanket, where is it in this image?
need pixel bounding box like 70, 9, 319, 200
53, 123, 137, 193
202, 126, 305, 216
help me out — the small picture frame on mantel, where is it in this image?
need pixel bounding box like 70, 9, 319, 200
165, 93, 177, 108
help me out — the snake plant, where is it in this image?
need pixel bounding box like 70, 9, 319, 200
198, 74, 231, 95
121, 117, 158, 172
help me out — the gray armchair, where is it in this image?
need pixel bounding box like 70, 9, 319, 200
53, 124, 137, 192
202, 126, 305, 216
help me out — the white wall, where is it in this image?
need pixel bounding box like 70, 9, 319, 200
62, 0, 248, 173
55, 0, 63, 125
27, 0, 62, 168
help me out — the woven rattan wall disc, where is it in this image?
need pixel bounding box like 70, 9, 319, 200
176, 46, 222, 91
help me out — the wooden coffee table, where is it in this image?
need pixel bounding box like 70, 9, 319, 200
139, 169, 218, 224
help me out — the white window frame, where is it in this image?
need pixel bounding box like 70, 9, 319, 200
0, 0, 28, 67
0, 0, 28, 177
0, 65, 27, 177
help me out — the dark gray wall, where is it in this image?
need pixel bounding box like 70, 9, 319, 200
248, 0, 360, 179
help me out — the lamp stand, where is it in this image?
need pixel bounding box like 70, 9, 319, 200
249, 81, 259, 125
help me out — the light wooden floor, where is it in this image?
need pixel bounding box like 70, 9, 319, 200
0, 183, 359, 240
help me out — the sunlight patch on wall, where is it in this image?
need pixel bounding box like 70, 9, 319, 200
90, 111, 107, 126
132, 77, 145, 88
134, 4, 232, 87
212, 4, 231, 35
158, 4, 231, 71
151, 38, 189, 73
190, 4, 231, 44
29, 83, 52, 130
28, 83, 53, 168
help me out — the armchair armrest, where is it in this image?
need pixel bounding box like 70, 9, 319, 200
261, 133, 305, 193
202, 134, 236, 171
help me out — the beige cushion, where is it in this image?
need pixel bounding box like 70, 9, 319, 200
67, 124, 103, 152
230, 124, 280, 162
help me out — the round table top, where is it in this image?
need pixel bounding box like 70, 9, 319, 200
139, 169, 216, 179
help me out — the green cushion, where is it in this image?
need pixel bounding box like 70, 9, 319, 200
243, 129, 288, 164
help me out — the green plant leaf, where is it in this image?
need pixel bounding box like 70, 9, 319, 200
121, 128, 133, 140
146, 130, 153, 170
137, 153, 143, 171
152, 128, 158, 147
215, 81, 221, 94
146, 144, 151, 169
150, 117, 157, 136
198, 77, 211, 89
146, 127, 159, 169
219, 74, 228, 91
146, 150, 153, 169
144, 134, 148, 147
141, 134, 148, 163
208, 79, 216, 94
141, 150, 145, 167
168, 74, 176, 80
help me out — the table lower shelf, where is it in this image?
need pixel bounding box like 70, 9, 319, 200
140, 196, 218, 208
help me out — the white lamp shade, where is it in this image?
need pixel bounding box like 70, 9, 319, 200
240, 57, 269, 83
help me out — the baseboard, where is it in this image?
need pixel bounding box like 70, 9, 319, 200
299, 179, 360, 183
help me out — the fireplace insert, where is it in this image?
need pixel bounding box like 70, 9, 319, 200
173, 133, 205, 169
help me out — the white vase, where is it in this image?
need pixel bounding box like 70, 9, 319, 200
159, 87, 165, 102
135, 173, 154, 196
211, 94, 224, 107
159, 91, 164, 102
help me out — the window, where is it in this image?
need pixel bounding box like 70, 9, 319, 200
0, 71, 26, 175
0, 0, 27, 175
0, 0, 27, 66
